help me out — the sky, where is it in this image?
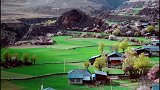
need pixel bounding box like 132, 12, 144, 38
130, 0, 157, 1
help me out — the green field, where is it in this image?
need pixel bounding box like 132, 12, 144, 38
1, 36, 158, 90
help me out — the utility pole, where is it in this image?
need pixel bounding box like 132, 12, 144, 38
64, 60, 66, 73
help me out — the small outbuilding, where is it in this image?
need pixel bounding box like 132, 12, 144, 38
89, 55, 101, 65
108, 35, 117, 40
68, 69, 92, 84
92, 70, 110, 84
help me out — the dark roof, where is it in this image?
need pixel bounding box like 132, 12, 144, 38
151, 36, 159, 38
90, 55, 101, 59
108, 51, 123, 57
68, 69, 91, 79
43, 87, 56, 90
143, 46, 159, 52
135, 47, 150, 52
94, 70, 107, 76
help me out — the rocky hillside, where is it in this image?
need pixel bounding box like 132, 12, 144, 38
54, 9, 108, 30
22, 9, 109, 40
1, 0, 128, 20
137, 8, 159, 19
1, 23, 29, 47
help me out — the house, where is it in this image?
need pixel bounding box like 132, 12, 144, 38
151, 84, 159, 90
134, 46, 159, 57
108, 35, 117, 40
92, 70, 110, 84
143, 46, 159, 56
134, 47, 151, 57
89, 55, 101, 65
68, 69, 92, 84
141, 21, 149, 28
107, 51, 123, 68
144, 33, 152, 38
151, 39, 159, 46
150, 36, 159, 40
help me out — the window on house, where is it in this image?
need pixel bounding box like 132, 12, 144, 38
71, 79, 74, 82
77, 79, 80, 82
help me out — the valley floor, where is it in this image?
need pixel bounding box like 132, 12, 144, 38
1, 36, 159, 90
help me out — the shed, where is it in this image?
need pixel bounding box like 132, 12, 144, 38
68, 69, 92, 84
89, 55, 101, 65
92, 70, 110, 84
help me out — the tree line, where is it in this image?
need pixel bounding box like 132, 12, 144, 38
1, 50, 37, 68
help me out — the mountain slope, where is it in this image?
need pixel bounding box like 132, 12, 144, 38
1, 0, 128, 20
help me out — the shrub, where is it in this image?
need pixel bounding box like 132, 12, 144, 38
147, 64, 159, 83
80, 32, 88, 38
134, 31, 141, 37
22, 53, 29, 63
147, 25, 155, 33
2, 50, 11, 62
112, 28, 121, 36
95, 33, 102, 38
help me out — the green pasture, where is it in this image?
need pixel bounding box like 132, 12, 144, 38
9, 75, 130, 90
2, 64, 82, 76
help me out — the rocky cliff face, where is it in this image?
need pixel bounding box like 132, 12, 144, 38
54, 9, 108, 30
1, 23, 29, 46
137, 8, 159, 20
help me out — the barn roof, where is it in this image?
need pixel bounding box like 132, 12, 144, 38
108, 51, 123, 57
68, 69, 91, 79
143, 46, 159, 52
43, 87, 56, 90
94, 70, 107, 76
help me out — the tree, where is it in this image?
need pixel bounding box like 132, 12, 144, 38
98, 42, 105, 55
134, 53, 151, 75
134, 31, 141, 37
123, 47, 137, 76
84, 62, 90, 70
30, 55, 37, 64
22, 53, 29, 63
125, 47, 136, 56
93, 55, 107, 71
147, 64, 159, 83
95, 33, 102, 38
12, 53, 19, 61
112, 28, 121, 36
119, 39, 128, 53
2, 50, 11, 62
110, 43, 119, 52
147, 25, 155, 33
122, 54, 136, 75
